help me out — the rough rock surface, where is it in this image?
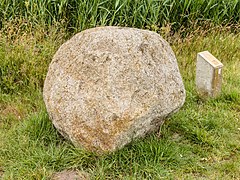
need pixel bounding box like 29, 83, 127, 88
43, 26, 186, 153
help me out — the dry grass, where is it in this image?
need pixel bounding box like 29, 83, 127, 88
0, 24, 240, 179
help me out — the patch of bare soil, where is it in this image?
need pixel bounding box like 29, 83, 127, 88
51, 170, 90, 180
0, 168, 4, 178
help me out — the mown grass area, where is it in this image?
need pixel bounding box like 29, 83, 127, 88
0, 24, 239, 179
0, 0, 240, 32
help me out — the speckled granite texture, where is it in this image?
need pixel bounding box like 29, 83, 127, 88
43, 26, 186, 153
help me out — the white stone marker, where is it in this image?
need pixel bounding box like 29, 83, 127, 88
196, 51, 223, 97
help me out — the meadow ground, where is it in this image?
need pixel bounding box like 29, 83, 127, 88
0, 25, 240, 179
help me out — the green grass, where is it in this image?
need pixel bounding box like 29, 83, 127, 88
0, 25, 240, 179
0, 0, 240, 32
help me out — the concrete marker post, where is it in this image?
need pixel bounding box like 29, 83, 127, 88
196, 51, 223, 98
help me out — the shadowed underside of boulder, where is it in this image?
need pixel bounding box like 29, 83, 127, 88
43, 26, 186, 153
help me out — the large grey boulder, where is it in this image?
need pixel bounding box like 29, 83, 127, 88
43, 26, 185, 153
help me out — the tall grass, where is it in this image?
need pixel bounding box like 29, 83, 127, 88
0, 0, 240, 32
0, 1, 240, 179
